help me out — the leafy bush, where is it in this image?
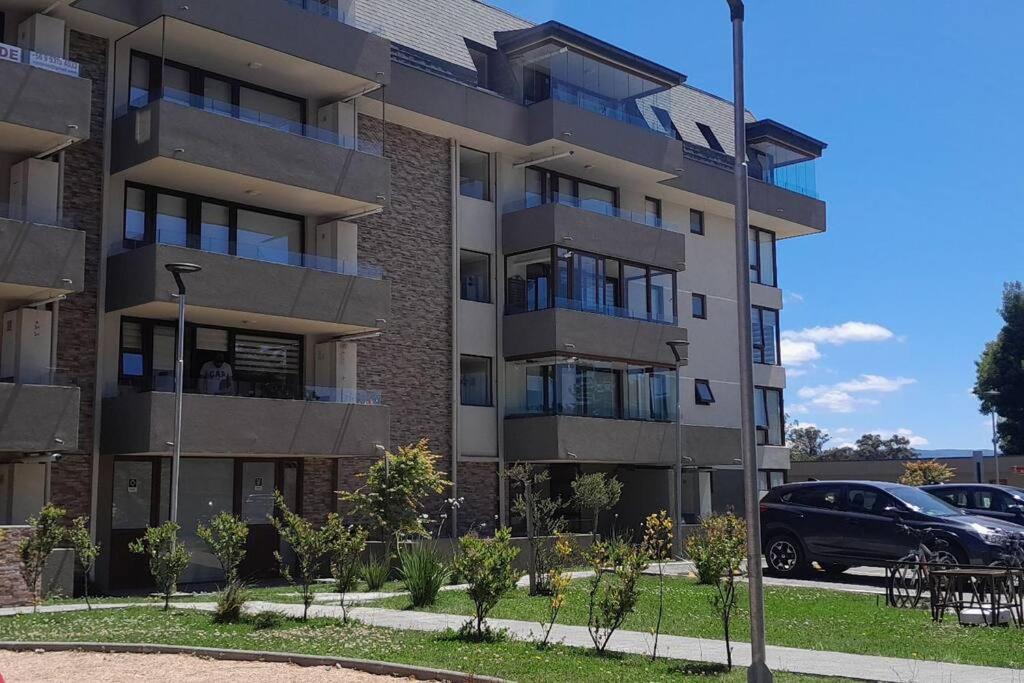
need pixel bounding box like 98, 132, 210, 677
571, 472, 622, 540
584, 538, 648, 653
539, 534, 574, 648
19, 504, 67, 611
248, 610, 284, 630
641, 510, 674, 660
360, 556, 390, 592
272, 492, 332, 621
399, 544, 450, 607
684, 512, 747, 669
128, 521, 190, 611
507, 464, 566, 596
452, 528, 520, 638
899, 459, 956, 485
196, 511, 249, 623
324, 515, 369, 622
65, 515, 100, 610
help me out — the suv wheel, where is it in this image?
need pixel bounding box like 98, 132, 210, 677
765, 535, 805, 576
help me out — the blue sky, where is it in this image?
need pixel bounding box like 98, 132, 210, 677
487, 0, 1020, 450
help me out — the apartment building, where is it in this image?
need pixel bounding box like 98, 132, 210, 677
0, 0, 826, 590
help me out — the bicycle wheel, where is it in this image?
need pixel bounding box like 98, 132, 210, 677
888, 553, 925, 608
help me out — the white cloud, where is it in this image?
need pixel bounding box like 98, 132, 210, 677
785, 292, 805, 305
787, 367, 808, 378
780, 339, 821, 366
783, 322, 894, 346
833, 375, 916, 393
796, 374, 916, 414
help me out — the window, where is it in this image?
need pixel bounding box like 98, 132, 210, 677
694, 379, 715, 405
749, 227, 777, 286
757, 469, 786, 498
467, 44, 490, 89
644, 197, 662, 228
754, 386, 784, 445
689, 209, 705, 236
785, 485, 841, 510
460, 355, 492, 406
155, 193, 187, 246
972, 489, 1012, 512
460, 250, 491, 303
649, 269, 675, 324
692, 293, 707, 320
505, 249, 551, 313
236, 210, 303, 264
752, 307, 780, 365
124, 187, 147, 242
119, 321, 145, 382
695, 122, 725, 153
460, 147, 490, 200
524, 167, 617, 215
932, 488, 968, 508
845, 486, 895, 515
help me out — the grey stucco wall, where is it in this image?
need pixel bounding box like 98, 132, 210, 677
0, 383, 80, 452
105, 243, 390, 330
0, 60, 92, 142
502, 202, 687, 272
683, 424, 741, 467
504, 415, 675, 465
503, 307, 687, 366
100, 391, 389, 457
0, 219, 85, 291
111, 100, 392, 207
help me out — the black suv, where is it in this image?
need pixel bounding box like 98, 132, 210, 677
922, 483, 1024, 526
759, 480, 1024, 576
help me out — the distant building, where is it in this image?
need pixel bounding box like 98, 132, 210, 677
789, 454, 1024, 488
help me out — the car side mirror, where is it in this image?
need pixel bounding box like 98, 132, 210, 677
883, 505, 903, 519
1008, 504, 1024, 514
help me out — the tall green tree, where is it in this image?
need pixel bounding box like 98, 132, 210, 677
975, 281, 1024, 455
786, 423, 832, 462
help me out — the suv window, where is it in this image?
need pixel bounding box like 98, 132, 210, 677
972, 489, 1011, 512
932, 488, 968, 508
784, 485, 841, 510
845, 486, 894, 515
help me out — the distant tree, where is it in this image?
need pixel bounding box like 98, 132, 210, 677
853, 433, 917, 460
899, 460, 956, 486
787, 423, 832, 462
571, 472, 622, 541
975, 281, 1024, 455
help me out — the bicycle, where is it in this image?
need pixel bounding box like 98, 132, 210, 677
886, 524, 959, 608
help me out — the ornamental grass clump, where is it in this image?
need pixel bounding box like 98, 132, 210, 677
399, 544, 450, 607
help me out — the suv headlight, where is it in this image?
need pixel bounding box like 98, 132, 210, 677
971, 523, 1009, 544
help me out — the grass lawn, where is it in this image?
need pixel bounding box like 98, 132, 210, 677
0, 607, 847, 683
376, 574, 1024, 669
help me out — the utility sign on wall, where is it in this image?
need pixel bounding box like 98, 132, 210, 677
254, 476, 264, 492
128, 478, 138, 493
0, 43, 22, 64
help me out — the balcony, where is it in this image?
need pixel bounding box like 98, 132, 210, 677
101, 382, 388, 457
111, 94, 390, 217
505, 303, 687, 366
106, 242, 389, 335
0, 205, 84, 303
502, 201, 686, 272
0, 380, 80, 452
505, 415, 675, 465
0, 54, 91, 155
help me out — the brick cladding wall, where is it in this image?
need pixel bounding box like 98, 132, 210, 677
301, 458, 336, 525
355, 116, 454, 515
51, 31, 107, 521
457, 461, 499, 535
0, 528, 33, 607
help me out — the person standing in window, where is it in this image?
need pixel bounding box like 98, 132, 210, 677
199, 352, 234, 395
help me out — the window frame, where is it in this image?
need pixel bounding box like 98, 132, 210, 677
689, 209, 705, 236
754, 386, 785, 446
749, 226, 778, 287
526, 166, 619, 210
644, 196, 662, 228
459, 354, 493, 407
694, 379, 715, 406
459, 249, 492, 303
751, 305, 781, 365
459, 146, 491, 201
691, 293, 707, 320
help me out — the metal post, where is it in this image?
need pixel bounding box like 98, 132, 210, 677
725, 1, 772, 681
666, 340, 688, 557
170, 285, 185, 525
992, 410, 1000, 483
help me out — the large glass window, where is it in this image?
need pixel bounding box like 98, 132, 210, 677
460, 355, 492, 406
525, 167, 617, 216
644, 197, 662, 228
755, 387, 784, 446
119, 321, 144, 382
505, 249, 551, 314
124, 187, 147, 243
200, 202, 231, 254
236, 210, 302, 264
749, 227, 777, 286
460, 147, 490, 200
460, 250, 491, 303
128, 53, 151, 107
239, 86, 302, 133
155, 193, 188, 247
752, 307, 780, 365
649, 269, 675, 324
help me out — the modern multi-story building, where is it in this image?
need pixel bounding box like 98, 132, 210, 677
0, 0, 825, 590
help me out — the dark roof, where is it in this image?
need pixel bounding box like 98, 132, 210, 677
746, 118, 827, 158
493, 20, 685, 88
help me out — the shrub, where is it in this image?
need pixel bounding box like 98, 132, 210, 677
641, 510, 674, 660
272, 491, 332, 621
19, 504, 67, 611
128, 521, 191, 611
507, 464, 566, 596
538, 534, 574, 648
684, 512, 747, 669
571, 472, 622, 541
324, 515, 369, 622
248, 610, 285, 630
213, 580, 249, 624
584, 538, 648, 654
899, 459, 956, 486
360, 556, 390, 592
196, 511, 249, 623
399, 544, 450, 607
452, 528, 520, 638
65, 515, 100, 611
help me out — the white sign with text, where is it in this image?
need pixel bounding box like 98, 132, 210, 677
0, 43, 23, 64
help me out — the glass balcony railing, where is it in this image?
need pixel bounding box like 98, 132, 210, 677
503, 192, 679, 231
115, 229, 384, 280
125, 374, 382, 405
0, 201, 81, 230
758, 158, 818, 199
0, 368, 79, 387
281, 0, 384, 35
546, 81, 676, 139
116, 88, 383, 157
506, 295, 677, 327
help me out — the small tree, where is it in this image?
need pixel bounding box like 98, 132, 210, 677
584, 538, 649, 654
19, 504, 67, 610
899, 459, 956, 486
339, 439, 450, 559
507, 464, 566, 596
538, 534, 574, 649
684, 512, 746, 670
129, 521, 190, 611
641, 510, 673, 661
786, 422, 832, 462
452, 527, 520, 638
273, 491, 332, 621
196, 511, 249, 623
571, 472, 622, 541
65, 516, 100, 610
324, 514, 368, 622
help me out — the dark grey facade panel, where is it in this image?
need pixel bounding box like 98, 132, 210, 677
504, 415, 676, 465
0, 219, 86, 291
0, 384, 80, 452
0, 60, 92, 141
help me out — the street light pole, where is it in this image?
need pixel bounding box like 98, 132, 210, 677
984, 390, 1001, 483
165, 262, 201, 526
724, 1, 772, 681
667, 339, 690, 557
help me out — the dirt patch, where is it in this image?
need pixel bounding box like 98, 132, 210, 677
0, 650, 419, 682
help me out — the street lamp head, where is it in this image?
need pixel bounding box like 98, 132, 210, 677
165, 262, 201, 295
726, 0, 744, 20
666, 339, 690, 364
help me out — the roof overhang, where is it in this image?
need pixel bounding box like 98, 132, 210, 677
746, 118, 827, 161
